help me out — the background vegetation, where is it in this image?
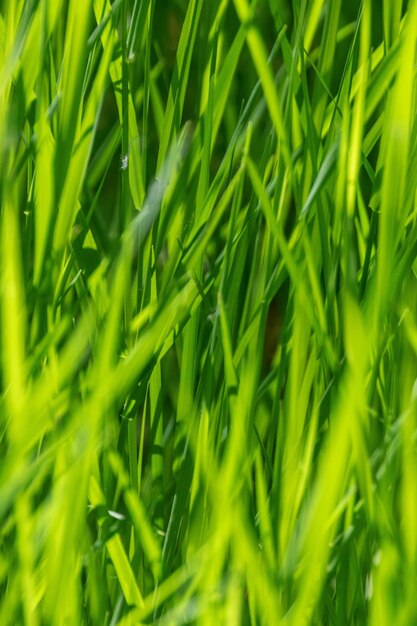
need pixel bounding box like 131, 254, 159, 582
1, 0, 417, 624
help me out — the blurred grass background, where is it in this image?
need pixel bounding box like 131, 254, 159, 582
1, 0, 417, 624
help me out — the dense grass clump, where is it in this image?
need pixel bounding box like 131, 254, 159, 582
1, 0, 417, 624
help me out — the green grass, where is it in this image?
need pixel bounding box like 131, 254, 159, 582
1, 0, 417, 624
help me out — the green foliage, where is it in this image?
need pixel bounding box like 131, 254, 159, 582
1, 0, 417, 624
